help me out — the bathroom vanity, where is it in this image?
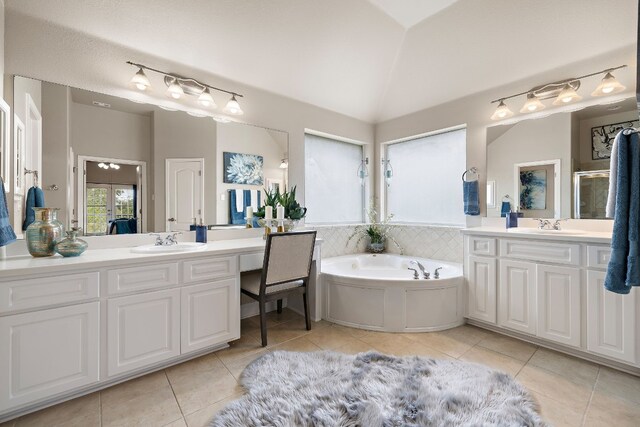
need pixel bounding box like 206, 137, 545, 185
0, 237, 322, 421
463, 227, 639, 373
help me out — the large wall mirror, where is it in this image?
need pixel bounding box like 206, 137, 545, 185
9, 75, 288, 237
486, 97, 638, 220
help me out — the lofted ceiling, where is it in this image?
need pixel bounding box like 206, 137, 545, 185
5, 0, 637, 123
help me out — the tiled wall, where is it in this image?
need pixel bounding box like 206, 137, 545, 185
309, 224, 463, 263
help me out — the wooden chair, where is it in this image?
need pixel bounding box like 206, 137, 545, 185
240, 231, 317, 346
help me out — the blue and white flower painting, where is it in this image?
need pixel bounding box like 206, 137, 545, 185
223, 152, 264, 185
519, 170, 546, 210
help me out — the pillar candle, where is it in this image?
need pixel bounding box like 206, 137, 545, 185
265, 206, 273, 220
276, 205, 285, 220
246, 207, 253, 218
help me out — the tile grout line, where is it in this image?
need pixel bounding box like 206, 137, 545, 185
163, 369, 187, 425
581, 367, 601, 427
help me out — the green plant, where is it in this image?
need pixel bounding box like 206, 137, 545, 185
255, 185, 307, 220
347, 204, 402, 253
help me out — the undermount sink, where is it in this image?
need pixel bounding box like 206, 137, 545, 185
508, 228, 585, 236
131, 242, 207, 254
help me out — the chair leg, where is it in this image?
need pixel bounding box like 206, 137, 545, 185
277, 299, 283, 314
259, 299, 268, 347
302, 292, 311, 331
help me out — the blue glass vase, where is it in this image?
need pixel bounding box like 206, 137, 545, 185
55, 228, 88, 257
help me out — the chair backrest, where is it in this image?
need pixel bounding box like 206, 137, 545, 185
261, 231, 317, 290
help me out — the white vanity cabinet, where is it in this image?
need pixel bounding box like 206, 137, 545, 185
464, 230, 638, 371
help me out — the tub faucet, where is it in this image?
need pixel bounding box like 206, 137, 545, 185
407, 268, 419, 280
410, 260, 429, 279
434, 267, 443, 279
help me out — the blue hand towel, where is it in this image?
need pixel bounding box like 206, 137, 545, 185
22, 186, 45, 231
463, 180, 480, 215
605, 130, 640, 294
0, 180, 16, 247
500, 200, 511, 218
228, 190, 245, 224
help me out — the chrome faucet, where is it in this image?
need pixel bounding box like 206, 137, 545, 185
536, 218, 567, 231
410, 260, 429, 279
150, 232, 181, 246
434, 267, 443, 279
407, 268, 419, 280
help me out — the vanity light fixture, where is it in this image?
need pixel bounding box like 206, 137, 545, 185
490, 64, 627, 121
212, 115, 232, 123
127, 61, 244, 114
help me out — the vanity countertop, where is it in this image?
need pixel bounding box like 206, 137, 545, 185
0, 238, 274, 278
462, 226, 613, 245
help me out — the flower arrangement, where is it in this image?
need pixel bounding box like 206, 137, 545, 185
347, 205, 402, 254
255, 185, 307, 220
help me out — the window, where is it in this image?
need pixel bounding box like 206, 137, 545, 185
305, 133, 365, 223
385, 127, 466, 225
86, 184, 136, 235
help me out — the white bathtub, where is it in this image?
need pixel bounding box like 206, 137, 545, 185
322, 254, 464, 332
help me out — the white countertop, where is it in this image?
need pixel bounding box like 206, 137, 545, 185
462, 227, 612, 244
0, 238, 271, 278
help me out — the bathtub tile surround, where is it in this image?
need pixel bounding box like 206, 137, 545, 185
311, 224, 463, 262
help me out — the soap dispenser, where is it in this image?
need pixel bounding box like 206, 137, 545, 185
506, 207, 519, 229
195, 217, 207, 243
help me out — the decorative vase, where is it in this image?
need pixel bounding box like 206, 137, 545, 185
55, 228, 88, 257
367, 238, 386, 253
26, 208, 64, 257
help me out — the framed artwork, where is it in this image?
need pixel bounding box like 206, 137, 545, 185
223, 152, 264, 185
519, 169, 547, 210
591, 119, 640, 160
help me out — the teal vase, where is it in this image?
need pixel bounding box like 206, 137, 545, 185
55, 228, 88, 257
26, 208, 64, 257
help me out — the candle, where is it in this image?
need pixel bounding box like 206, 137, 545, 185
276, 205, 285, 220
265, 206, 273, 220
246, 207, 253, 218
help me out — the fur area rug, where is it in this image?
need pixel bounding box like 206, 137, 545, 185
211, 351, 547, 427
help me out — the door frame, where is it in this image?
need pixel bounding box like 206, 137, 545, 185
77, 155, 147, 234
25, 93, 42, 189
165, 158, 204, 232
513, 159, 561, 219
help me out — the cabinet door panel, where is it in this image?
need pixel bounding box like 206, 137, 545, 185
587, 271, 636, 363
0, 302, 100, 411
499, 260, 536, 335
107, 289, 180, 377
181, 279, 240, 353
536, 265, 581, 347
466, 256, 496, 324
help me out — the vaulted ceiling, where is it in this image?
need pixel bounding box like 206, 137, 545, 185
6, 0, 637, 123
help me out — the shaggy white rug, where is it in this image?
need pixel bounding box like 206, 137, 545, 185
211, 351, 546, 426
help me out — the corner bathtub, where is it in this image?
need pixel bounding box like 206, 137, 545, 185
322, 254, 464, 332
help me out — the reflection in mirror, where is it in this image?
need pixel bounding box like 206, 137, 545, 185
486, 97, 638, 219
9, 76, 288, 237
0, 99, 10, 187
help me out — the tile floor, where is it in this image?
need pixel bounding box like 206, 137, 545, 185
2, 309, 639, 427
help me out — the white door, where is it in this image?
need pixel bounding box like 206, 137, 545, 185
181, 279, 240, 354
587, 271, 636, 363
466, 256, 497, 324
166, 158, 204, 231
499, 260, 537, 335
537, 265, 581, 347
107, 288, 180, 377
0, 302, 100, 411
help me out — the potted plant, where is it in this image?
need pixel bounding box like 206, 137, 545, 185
255, 186, 307, 229
347, 205, 402, 254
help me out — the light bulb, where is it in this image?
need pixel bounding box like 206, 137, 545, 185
591, 72, 626, 96
166, 79, 184, 99
490, 100, 514, 121
129, 68, 151, 91
223, 95, 243, 115
198, 88, 216, 108
279, 159, 288, 169
520, 93, 545, 113
552, 84, 582, 105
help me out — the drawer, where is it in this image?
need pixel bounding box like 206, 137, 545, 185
468, 236, 497, 256
587, 246, 612, 269
239, 252, 264, 272
500, 239, 580, 266
107, 262, 179, 295
182, 256, 237, 284
0, 272, 99, 313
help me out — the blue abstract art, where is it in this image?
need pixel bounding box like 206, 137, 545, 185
223, 152, 264, 185
519, 170, 546, 210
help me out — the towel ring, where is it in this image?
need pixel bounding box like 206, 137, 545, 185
461, 167, 479, 182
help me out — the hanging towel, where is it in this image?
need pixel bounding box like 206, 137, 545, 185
250, 190, 258, 211
500, 200, 511, 218
606, 132, 621, 218
463, 180, 480, 215
234, 189, 243, 213
22, 186, 45, 231
228, 190, 245, 224
0, 179, 16, 247
604, 130, 640, 294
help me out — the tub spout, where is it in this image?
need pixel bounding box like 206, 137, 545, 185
410, 260, 429, 279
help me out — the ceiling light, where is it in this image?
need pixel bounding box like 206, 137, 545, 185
98, 162, 108, 169
519, 93, 545, 113
130, 68, 151, 91
490, 100, 514, 121
552, 84, 582, 105
198, 88, 216, 108
279, 159, 289, 169
223, 95, 243, 115
591, 72, 626, 96
212, 115, 232, 123
166, 79, 184, 99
